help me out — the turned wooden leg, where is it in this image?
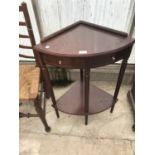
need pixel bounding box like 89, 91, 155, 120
42, 67, 59, 118
40, 71, 50, 99
36, 52, 60, 118
50, 85, 60, 118
34, 97, 51, 132
110, 58, 128, 113
80, 69, 83, 82
84, 68, 90, 125
43, 80, 50, 99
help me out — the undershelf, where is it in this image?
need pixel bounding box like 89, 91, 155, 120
57, 81, 114, 115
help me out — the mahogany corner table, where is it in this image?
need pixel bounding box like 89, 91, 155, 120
34, 21, 135, 125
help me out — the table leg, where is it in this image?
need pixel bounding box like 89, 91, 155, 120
84, 68, 90, 125
39, 71, 50, 99
34, 97, 51, 132
80, 69, 83, 82
36, 52, 60, 118
110, 58, 128, 113
42, 66, 60, 118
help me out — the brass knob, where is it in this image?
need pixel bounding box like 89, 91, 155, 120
112, 56, 116, 61
45, 45, 50, 49
58, 60, 62, 65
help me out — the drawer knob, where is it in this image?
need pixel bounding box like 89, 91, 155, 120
58, 60, 62, 65
112, 56, 116, 61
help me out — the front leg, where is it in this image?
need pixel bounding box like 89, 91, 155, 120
34, 97, 51, 132
84, 68, 90, 125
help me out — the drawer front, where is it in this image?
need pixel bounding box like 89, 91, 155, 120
40, 48, 130, 69
87, 50, 129, 68
42, 54, 86, 69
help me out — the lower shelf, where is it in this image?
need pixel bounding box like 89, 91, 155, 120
57, 81, 114, 115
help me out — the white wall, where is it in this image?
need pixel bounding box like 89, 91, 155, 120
20, 0, 135, 63
129, 26, 135, 63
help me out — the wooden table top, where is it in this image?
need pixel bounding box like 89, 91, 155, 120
34, 21, 134, 58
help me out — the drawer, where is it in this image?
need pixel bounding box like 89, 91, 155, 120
41, 54, 86, 69
87, 50, 127, 68
40, 48, 130, 69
